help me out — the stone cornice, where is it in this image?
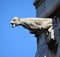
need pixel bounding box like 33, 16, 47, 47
33, 0, 45, 9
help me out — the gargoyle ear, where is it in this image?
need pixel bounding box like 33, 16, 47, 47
14, 16, 18, 19
13, 17, 20, 21
13, 17, 19, 20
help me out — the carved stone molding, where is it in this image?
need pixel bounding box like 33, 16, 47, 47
10, 17, 53, 38
10, 17, 59, 57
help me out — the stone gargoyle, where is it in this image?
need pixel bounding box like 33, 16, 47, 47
10, 17, 53, 34
10, 17, 58, 55
10, 17, 52, 28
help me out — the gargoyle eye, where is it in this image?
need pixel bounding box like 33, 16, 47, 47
18, 19, 20, 21
13, 19, 16, 21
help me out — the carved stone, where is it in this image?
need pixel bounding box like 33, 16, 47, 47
10, 17, 52, 33
10, 17, 59, 57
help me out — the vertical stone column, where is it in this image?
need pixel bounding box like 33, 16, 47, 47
55, 17, 60, 57
35, 30, 48, 57
34, 24, 59, 57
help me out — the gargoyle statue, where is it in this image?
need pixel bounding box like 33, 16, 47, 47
10, 17, 52, 31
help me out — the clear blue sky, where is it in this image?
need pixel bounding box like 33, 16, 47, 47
0, 0, 37, 57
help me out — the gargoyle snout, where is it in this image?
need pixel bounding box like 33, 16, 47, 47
10, 21, 16, 28
10, 21, 13, 24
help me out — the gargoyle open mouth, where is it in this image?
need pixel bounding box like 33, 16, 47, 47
11, 23, 16, 28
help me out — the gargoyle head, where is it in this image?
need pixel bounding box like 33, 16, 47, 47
10, 17, 21, 28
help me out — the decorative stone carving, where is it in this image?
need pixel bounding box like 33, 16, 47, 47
10, 17, 59, 57
10, 17, 52, 33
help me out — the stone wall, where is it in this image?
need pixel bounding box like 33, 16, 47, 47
33, 0, 60, 57
34, 0, 60, 17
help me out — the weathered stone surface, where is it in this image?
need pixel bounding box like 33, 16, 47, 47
34, 0, 60, 17
10, 17, 52, 33
33, 0, 60, 57
10, 17, 60, 57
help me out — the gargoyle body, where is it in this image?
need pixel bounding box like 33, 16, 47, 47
10, 17, 52, 31
10, 17, 58, 57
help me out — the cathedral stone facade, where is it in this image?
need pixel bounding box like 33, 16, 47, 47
33, 0, 60, 57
